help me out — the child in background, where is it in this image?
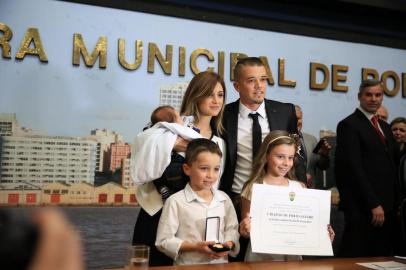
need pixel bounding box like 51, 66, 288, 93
148, 105, 187, 199
156, 138, 239, 265
150, 105, 184, 126
239, 130, 334, 262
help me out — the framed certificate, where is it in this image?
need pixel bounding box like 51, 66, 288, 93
250, 184, 333, 256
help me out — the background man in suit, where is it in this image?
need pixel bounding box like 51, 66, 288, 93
219, 57, 300, 261
295, 105, 331, 188
335, 79, 399, 257
376, 105, 389, 122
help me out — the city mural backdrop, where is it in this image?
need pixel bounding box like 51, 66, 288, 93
1, 0, 406, 204
1, 0, 405, 143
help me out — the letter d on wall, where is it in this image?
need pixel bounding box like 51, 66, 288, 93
310, 62, 329, 90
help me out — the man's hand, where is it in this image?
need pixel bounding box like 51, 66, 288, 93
317, 140, 332, 156
371, 205, 385, 226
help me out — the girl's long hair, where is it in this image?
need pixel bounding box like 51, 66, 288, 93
242, 130, 299, 195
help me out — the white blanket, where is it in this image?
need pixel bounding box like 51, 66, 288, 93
130, 122, 202, 185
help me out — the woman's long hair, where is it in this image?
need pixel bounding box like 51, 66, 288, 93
180, 71, 226, 136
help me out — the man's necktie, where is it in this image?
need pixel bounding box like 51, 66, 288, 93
249, 113, 262, 160
299, 132, 308, 166
371, 115, 386, 145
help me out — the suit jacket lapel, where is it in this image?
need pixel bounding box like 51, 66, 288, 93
380, 119, 392, 143
226, 101, 239, 165
380, 119, 397, 158
355, 109, 387, 148
264, 100, 274, 131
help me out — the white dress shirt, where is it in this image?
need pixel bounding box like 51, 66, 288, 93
231, 102, 270, 194
155, 183, 240, 265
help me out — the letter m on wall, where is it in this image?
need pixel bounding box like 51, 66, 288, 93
72, 33, 107, 68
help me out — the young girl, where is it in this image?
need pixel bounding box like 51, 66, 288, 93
155, 139, 239, 265
239, 130, 334, 262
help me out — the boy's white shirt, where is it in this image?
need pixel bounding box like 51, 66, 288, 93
155, 183, 240, 265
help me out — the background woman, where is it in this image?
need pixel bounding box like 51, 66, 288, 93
390, 117, 406, 157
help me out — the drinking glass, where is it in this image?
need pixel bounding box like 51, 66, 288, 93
126, 245, 149, 270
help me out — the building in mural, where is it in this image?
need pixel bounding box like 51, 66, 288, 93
0, 181, 137, 206
121, 158, 135, 188
87, 129, 124, 172
109, 142, 131, 172
0, 135, 97, 186
0, 113, 44, 136
66, 182, 96, 205
94, 182, 136, 205
159, 82, 188, 111
0, 113, 18, 136
0, 181, 42, 205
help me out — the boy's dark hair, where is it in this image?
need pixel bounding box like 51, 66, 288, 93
185, 138, 222, 165
150, 105, 176, 125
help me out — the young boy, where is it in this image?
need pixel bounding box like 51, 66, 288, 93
155, 138, 239, 265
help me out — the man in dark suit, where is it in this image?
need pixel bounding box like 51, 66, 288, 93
295, 105, 331, 188
219, 57, 300, 261
335, 79, 399, 257
219, 57, 299, 199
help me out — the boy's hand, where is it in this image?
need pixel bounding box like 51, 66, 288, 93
194, 241, 216, 254
195, 241, 229, 259
209, 250, 229, 259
